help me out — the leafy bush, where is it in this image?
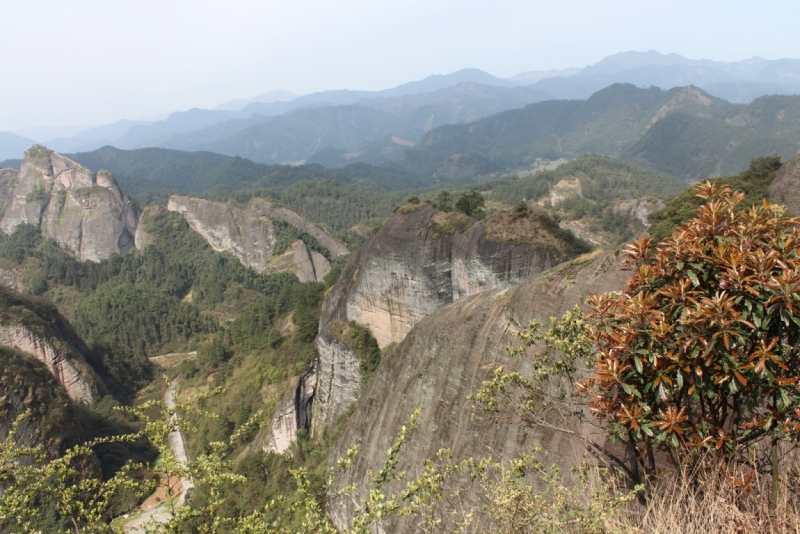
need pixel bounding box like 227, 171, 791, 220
579, 181, 800, 499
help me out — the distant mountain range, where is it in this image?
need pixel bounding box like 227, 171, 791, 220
3, 51, 800, 174
393, 84, 800, 180
4, 82, 800, 185
530, 51, 800, 103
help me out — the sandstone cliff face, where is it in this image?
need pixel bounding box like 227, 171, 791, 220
0, 146, 139, 262
769, 152, 800, 215
167, 195, 344, 282
246, 197, 349, 260
452, 212, 569, 301
263, 363, 316, 454
0, 325, 96, 403
326, 252, 630, 531
0, 346, 91, 459
168, 195, 277, 272
0, 286, 104, 404
313, 204, 584, 432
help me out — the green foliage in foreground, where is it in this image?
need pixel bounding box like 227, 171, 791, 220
581, 182, 800, 514
0, 400, 636, 534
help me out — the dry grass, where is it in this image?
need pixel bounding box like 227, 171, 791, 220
483, 207, 570, 252
429, 210, 474, 234
149, 351, 197, 369
396, 201, 430, 214
616, 456, 800, 534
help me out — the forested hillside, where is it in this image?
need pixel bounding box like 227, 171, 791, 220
395, 84, 800, 180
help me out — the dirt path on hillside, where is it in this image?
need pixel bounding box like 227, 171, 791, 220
123, 379, 193, 533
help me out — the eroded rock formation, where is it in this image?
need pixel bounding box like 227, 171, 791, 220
0, 285, 103, 404
326, 251, 630, 531
770, 151, 800, 215
313, 203, 586, 431
167, 195, 345, 282
0, 146, 139, 262
264, 362, 316, 454
0, 346, 92, 459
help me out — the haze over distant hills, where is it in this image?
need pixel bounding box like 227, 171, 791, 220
4, 51, 800, 165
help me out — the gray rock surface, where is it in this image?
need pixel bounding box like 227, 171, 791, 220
0, 325, 96, 403
168, 195, 277, 272
270, 239, 330, 283
326, 251, 630, 532
313, 204, 583, 432
770, 152, 800, 215
0, 145, 139, 262
263, 364, 317, 454
247, 197, 349, 260
167, 195, 343, 282
0, 346, 92, 460
0, 285, 104, 404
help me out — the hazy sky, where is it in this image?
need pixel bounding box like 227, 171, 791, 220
2, 0, 800, 132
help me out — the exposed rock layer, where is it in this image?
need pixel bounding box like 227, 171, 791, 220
0, 285, 104, 403
0, 146, 139, 261
264, 362, 316, 454
167, 195, 344, 282
313, 204, 582, 431
327, 252, 630, 531
770, 152, 800, 216
0, 346, 91, 459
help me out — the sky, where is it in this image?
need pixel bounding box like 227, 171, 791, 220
2, 0, 800, 133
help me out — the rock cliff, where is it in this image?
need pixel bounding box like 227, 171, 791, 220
769, 152, 800, 215
263, 363, 316, 454
0, 285, 104, 403
0, 145, 139, 262
167, 195, 346, 282
0, 346, 91, 459
313, 203, 587, 432
326, 251, 630, 531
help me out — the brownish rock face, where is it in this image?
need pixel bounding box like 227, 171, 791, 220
313, 203, 585, 433
0, 285, 104, 404
326, 251, 630, 531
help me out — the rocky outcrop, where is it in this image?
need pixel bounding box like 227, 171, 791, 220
264, 362, 316, 454
167, 195, 344, 282
613, 198, 666, 226
168, 196, 276, 271
769, 152, 800, 215
550, 177, 583, 205
452, 208, 575, 301
0, 346, 92, 459
246, 197, 349, 260
313, 204, 586, 431
0, 325, 95, 403
0, 168, 17, 220
314, 336, 364, 433
134, 205, 164, 250
0, 146, 139, 262
326, 251, 630, 531
0, 285, 104, 404
271, 240, 331, 283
